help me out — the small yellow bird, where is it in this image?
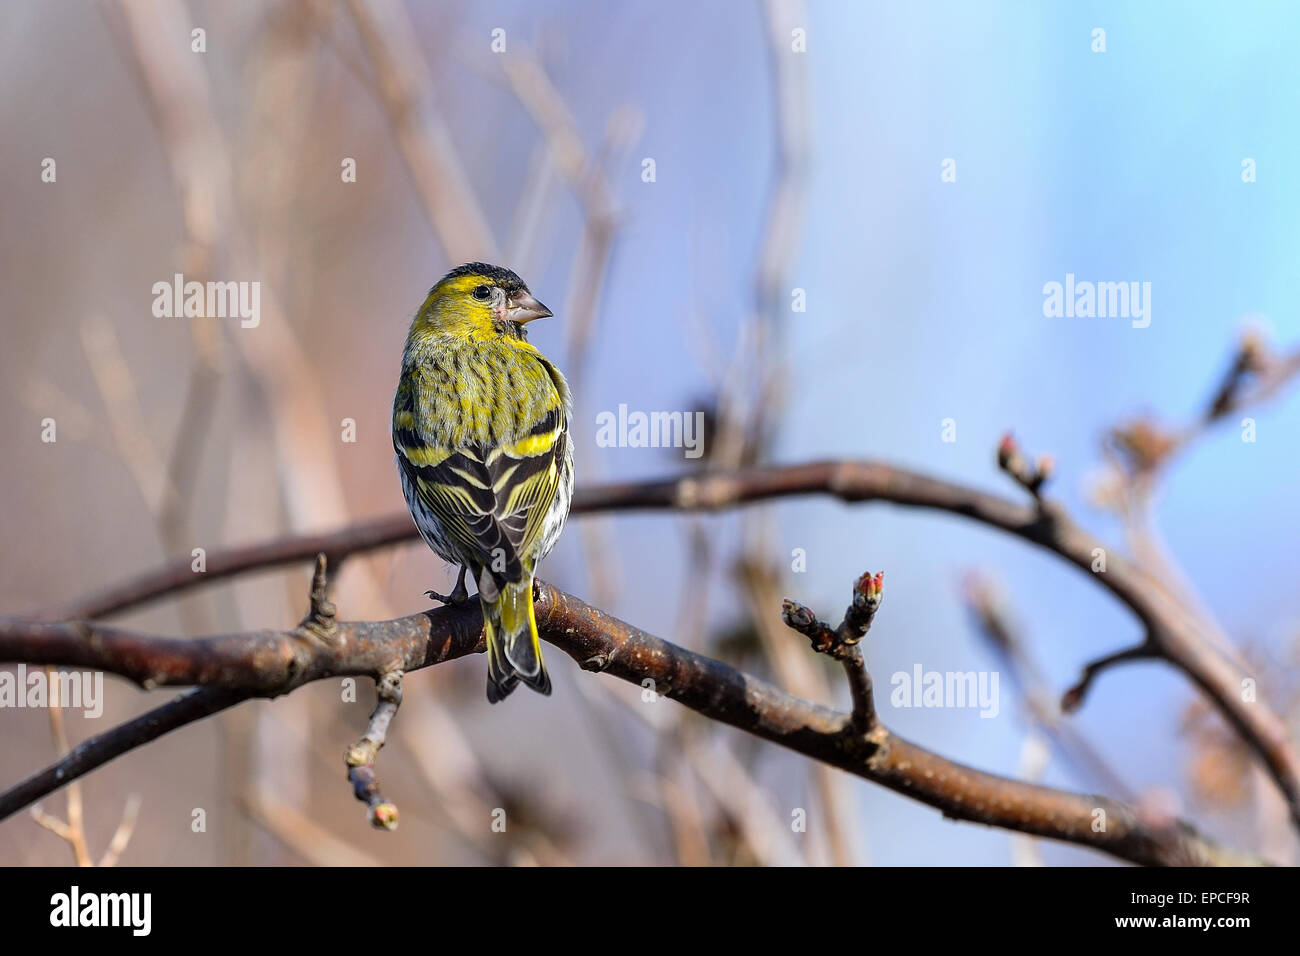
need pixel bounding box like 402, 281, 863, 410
392, 264, 573, 702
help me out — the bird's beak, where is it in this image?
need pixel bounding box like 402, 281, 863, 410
506, 292, 553, 323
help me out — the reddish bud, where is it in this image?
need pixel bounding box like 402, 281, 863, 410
370, 802, 399, 830
781, 599, 816, 630
997, 433, 1018, 468
853, 570, 885, 608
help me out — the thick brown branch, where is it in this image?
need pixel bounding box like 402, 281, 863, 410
0, 604, 484, 695
0, 585, 1261, 866
46, 459, 1300, 834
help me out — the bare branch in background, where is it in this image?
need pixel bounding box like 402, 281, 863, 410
38, 445, 1300, 836
241, 788, 386, 867
1098, 333, 1300, 660
576, 656, 801, 865
1061, 642, 1160, 714
1107, 333, 1300, 485
494, 47, 639, 609
109, 0, 363, 865
108, 0, 226, 555
78, 315, 170, 512
95, 795, 143, 868
29, 666, 91, 866
497, 49, 632, 378
27, 664, 143, 867
398, 689, 575, 865
997, 433, 1054, 501
1079, 333, 1300, 840
964, 574, 1138, 804
713, 0, 855, 865
345, 0, 497, 262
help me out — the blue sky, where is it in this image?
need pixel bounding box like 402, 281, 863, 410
524, 1, 1300, 863
792, 1, 1300, 862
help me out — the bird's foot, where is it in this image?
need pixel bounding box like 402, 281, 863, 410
424, 588, 470, 606
425, 566, 470, 606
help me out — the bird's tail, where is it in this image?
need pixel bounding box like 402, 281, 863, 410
479, 569, 551, 704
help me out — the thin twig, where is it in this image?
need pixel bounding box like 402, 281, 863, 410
40, 665, 92, 866
345, 0, 497, 261
97, 794, 143, 868
964, 573, 1136, 801
782, 571, 884, 733
1062, 642, 1160, 714
345, 670, 403, 830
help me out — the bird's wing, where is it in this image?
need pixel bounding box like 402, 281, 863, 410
395, 372, 566, 582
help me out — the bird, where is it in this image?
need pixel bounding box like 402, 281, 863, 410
392, 263, 574, 703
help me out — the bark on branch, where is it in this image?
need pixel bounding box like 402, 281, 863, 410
0, 578, 1264, 866
43, 459, 1300, 834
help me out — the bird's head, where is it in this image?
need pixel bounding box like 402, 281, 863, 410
410, 262, 552, 343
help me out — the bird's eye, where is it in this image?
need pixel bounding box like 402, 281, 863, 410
472, 284, 492, 301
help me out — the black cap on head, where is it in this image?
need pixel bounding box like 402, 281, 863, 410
440, 262, 528, 293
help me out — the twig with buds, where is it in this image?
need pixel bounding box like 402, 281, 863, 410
782, 570, 885, 734
998, 433, 1054, 499
346, 670, 403, 830
1205, 330, 1274, 422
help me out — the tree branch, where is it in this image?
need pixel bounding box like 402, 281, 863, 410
781, 570, 884, 733
0, 687, 248, 823
42, 458, 1300, 835
964, 572, 1136, 801
345, 670, 402, 830
0, 579, 1264, 866
1061, 641, 1160, 714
